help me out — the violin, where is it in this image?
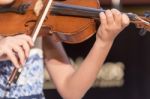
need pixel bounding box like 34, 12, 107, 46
0, 0, 100, 44
0, 0, 150, 96
0, 0, 150, 43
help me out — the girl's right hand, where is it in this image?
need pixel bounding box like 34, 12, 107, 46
0, 34, 34, 68
0, 0, 14, 5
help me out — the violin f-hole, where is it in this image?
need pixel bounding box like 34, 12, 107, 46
24, 20, 37, 35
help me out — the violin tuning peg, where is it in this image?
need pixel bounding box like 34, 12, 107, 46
139, 28, 148, 36
144, 11, 150, 17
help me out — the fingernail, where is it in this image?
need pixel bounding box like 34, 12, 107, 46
21, 60, 25, 66
23, 60, 27, 66
26, 53, 29, 58
16, 65, 20, 69
100, 12, 105, 17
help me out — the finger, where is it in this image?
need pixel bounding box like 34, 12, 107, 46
23, 35, 34, 47
122, 13, 130, 28
12, 45, 25, 66
21, 40, 30, 58
99, 12, 107, 26
6, 49, 20, 68
111, 9, 122, 25
105, 10, 114, 25
17, 34, 34, 47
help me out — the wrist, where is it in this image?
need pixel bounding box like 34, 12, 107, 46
0, 36, 5, 40
0, 45, 4, 56
0, 47, 8, 61
95, 38, 113, 49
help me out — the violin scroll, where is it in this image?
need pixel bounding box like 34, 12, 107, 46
127, 12, 150, 33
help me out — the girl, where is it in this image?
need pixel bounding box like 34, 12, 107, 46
0, 0, 130, 98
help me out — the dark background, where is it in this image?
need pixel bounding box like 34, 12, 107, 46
44, 0, 150, 99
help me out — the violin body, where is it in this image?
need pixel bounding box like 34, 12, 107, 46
0, 0, 100, 43
45, 0, 100, 43
0, 0, 37, 36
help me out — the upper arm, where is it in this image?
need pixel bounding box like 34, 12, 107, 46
42, 36, 76, 96
45, 59, 75, 91
42, 36, 70, 64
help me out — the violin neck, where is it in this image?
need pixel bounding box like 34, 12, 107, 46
51, 2, 137, 21
51, 2, 103, 20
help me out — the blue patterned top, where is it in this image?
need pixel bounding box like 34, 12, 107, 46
0, 49, 45, 99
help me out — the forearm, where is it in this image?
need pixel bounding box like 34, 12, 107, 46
63, 40, 113, 98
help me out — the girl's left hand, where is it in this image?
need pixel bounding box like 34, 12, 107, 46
96, 9, 130, 44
